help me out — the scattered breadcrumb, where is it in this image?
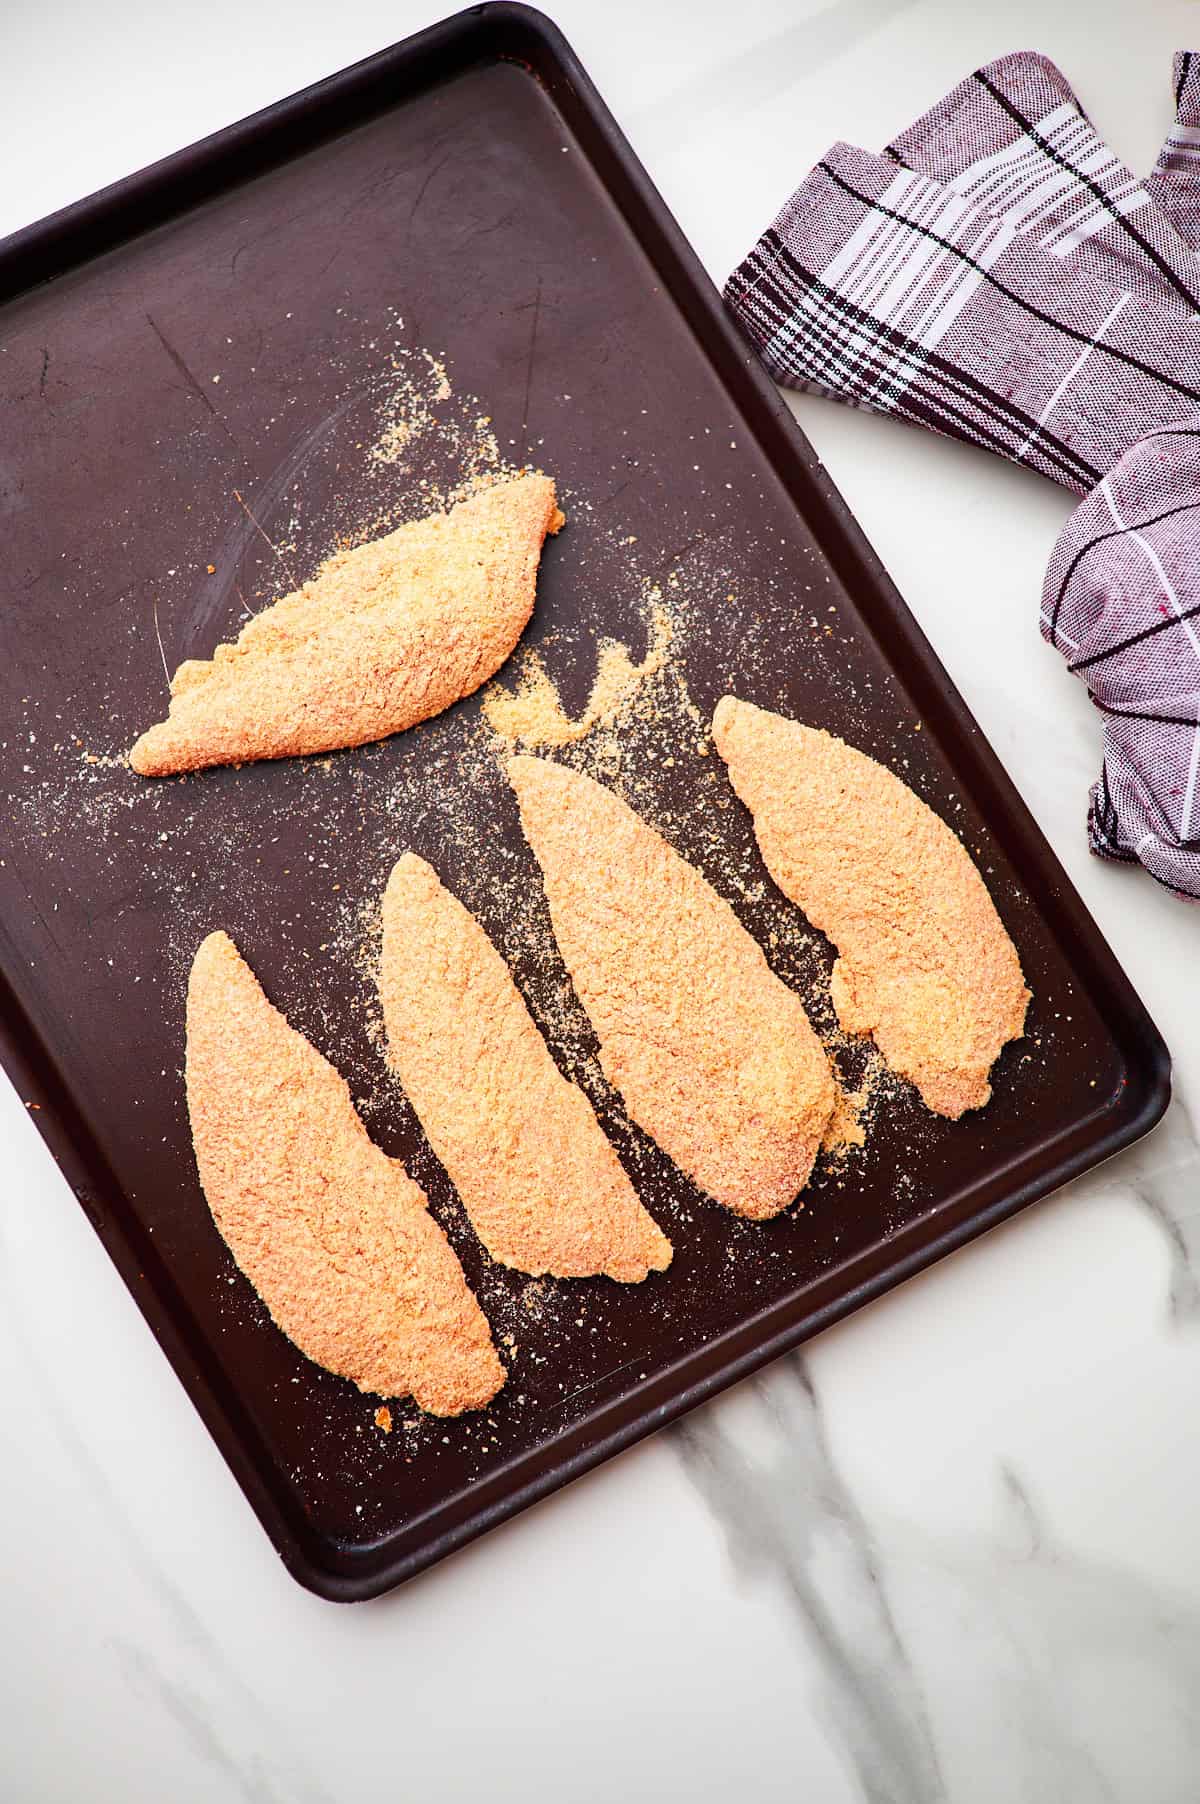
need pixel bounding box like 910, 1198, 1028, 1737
483, 602, 671, 746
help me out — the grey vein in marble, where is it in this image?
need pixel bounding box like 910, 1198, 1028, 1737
0, 1214, 335, 1804
916, 1464, 1200, 1803
111, 1638, 292, 1804
672, 1353, 945, 1804
674, 1351, 1200, 1804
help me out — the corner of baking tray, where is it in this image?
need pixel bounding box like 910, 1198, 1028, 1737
474, 2, 569, 33
1113, 1021, 1172, 1148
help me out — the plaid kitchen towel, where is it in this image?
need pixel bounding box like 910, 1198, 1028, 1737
1044, 425, 1200, 898
1148, 52, 1200, 250
725, 51, 1200, 901
888, 51, 1200, 312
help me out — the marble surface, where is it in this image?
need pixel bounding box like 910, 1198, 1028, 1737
3, 2, 1200, 1799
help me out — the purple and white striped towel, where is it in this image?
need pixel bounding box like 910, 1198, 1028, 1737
726, 51, 1200, 902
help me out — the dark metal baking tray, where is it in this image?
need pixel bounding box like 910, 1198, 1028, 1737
0, 3, 1169, 1600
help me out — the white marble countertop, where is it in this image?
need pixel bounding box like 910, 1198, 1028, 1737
3, 2, 1199, 1799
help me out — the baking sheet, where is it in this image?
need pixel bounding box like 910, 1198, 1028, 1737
0, 3, 1168, 1599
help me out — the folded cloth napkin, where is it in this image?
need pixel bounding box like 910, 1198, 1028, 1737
1147, 53, 1200, 249
725, 50, 1200, 901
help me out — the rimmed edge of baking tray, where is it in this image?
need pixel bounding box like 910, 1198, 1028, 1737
0, 3, 1170, 1600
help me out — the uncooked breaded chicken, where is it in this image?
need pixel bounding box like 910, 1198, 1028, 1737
508, 757, 835, 1219
379, 853, 672, 1281
186, 931, 504, 1414
131, 473, 563, 775
712, 697, 1029, 1117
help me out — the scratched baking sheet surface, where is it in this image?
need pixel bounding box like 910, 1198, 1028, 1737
0, 45, 1134, 1585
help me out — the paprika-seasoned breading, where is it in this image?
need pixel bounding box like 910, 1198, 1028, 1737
186, 930, 504, 1414
380, 853, 672, 1281
508, 756, 835, 1219
713, 697, 1029, 1117
132, 474, 563, 775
